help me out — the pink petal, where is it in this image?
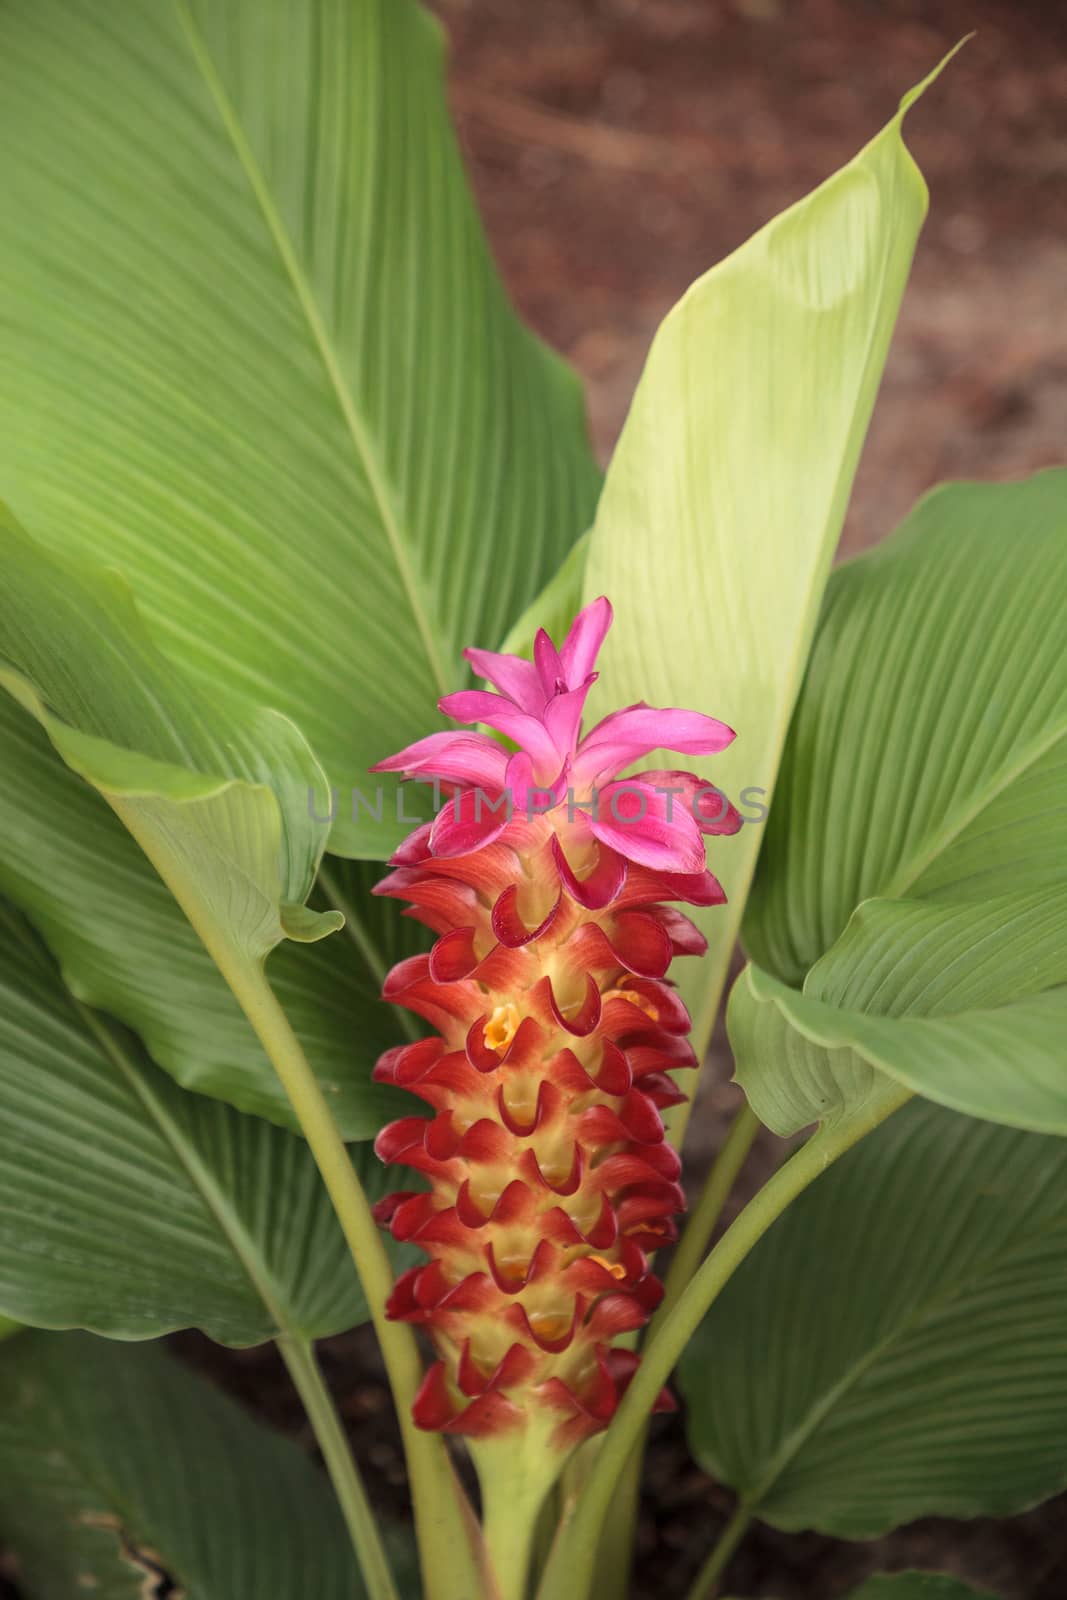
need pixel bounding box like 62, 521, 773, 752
429, 788, 512, 857
560, 597, 613, 685
463, 647, 545, 713
372, 730, 510, 789
439, 689, 563, 781
590, 781, 707, 873
502, 750, 535, 812
534, 628, 565, 698
634, 769, 743, 836
543, 685, 592, 763
574, 704, 735, 785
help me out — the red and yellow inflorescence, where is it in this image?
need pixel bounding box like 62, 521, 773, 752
371, 599, 738, 1449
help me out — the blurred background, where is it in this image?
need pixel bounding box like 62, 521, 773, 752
431, 0, 1066, 559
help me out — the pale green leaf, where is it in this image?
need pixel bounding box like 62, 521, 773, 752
0, 692, 418, 1136
0, 502, 337, 960
0, 900, 398, 1344
0, 507, 406, 1129
0, 1332, 365, 1600
581, 60, 948, 1098
679, 1100, 1067, 1537
497, 530, 590, 662
0, 0, 600, 860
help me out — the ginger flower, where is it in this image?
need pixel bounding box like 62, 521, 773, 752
369, 597, 738, 1500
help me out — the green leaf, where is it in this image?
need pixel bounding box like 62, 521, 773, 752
0, 0, 600, 860
848, 1578, 1001, 1600
0, 506, 426, 1131
580, 60, 947, 1087
679, 1100, 1067, 1539
731, 895, 1067, 1135
746, 470, 1067, 981
0, 500, 337, 947
496, 530, 591, 662
0, 900, 399, 1344
734, 471, 1067, 1136
0, 692, 418, 1136
0, 1331, 366, 1599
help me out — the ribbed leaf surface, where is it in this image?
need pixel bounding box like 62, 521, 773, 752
0, 0, 600, 860
680, 1101, 1067, 1537
0, 1332, 362, 1599
746, 471, 1067, 982
731, 892, 1067, 1134
0, 902, 390, 1344
733, 472, 1067, 1136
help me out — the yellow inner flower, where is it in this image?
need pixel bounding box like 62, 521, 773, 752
601, 986, 659, 1023
586, 1253, 627, 1281
483, 1002, 520, 1053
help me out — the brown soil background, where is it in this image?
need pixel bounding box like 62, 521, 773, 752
5, 4, 1065, 1599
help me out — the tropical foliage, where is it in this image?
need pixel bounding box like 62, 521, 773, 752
0, 7, 1060, 1600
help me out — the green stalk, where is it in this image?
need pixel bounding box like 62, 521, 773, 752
76, 998, 414, 1595
316, 863, 420, 1044
471, 1424, 566, 1600
583, 1099, 762, 1599
659, 1102, 761, 1323
684, 1503, 752, 1600
278, 1335, 400, 1600
223, 962, 482, 1600
535, 1080, 912, 1600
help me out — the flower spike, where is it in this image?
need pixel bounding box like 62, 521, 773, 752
370, 598, 738, 1464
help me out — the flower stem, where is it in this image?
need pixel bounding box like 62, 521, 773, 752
580, 1098, 762, 1599
535, 1080, 912, 1600
685, 1502, 752, 1600
472, 1427, 564, 1600
278, 1335, 400, 1600
316, 864, 420, 1043
225, 961, 482, 1600
659, 1101, 761, 1323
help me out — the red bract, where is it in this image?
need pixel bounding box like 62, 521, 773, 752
371, 599, 739, 1450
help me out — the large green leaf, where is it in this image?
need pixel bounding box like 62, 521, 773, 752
580, 62, 946, 1096
731, 893, 1067, 1135
0, 0, 600, 861
0, 900, 396, 1344
0, 1332, 365, 1600
679, 1101, 1067, 1538
746, 471, 1067, 982
733, 472, 1067, 1136
0, 691, 417, 1136
848, 1579, 1000, 1600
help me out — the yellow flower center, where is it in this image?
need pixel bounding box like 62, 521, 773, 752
483, 1002, 520, 1053
586, 1253, 627, 1280
601, 986, 659, 1022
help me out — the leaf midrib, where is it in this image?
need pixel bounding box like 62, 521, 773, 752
879, 719, 1067, 903
735, 1203, 1067, 1521
173, 0, 452, 701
